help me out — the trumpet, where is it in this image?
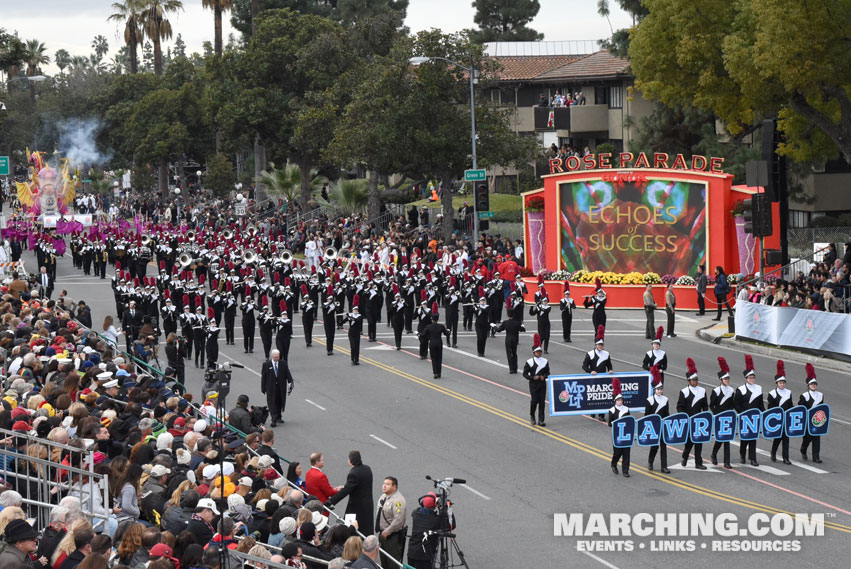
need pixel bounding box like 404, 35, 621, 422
324, 246, 337, 260
243, 250, 257, 264
222, 229, 233, 240
280, 249, 293, 264
178, 253, 193, 268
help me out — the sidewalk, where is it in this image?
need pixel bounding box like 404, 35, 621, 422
682, 312, 851, 373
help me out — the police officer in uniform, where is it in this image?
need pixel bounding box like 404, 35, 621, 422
608, 380, 630, 477
642, 327, 667, 380
493, 300, 526, 374
522, 334, 549, 427
645, 366, 670, 473
768, 360, 793, 464
710, 357, 735, 469
735, 355, 763, 466
799, 363, 823, 463
423, 302, 450, 379
559, 283, 575, 342
677, 358, 708, 469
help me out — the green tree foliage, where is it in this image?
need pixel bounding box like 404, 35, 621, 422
468, 0, 543, 43
230, 0, 337, 39
109, 0, 145, 74
92, 35, 110, 63
315, 178, 369, 216
596, 0, 647, 57
140, 0, 184, 75
0, 28, 26, 75
54, 49, 72, 73
202, 0, 235, 57
630, 0, 851, 164
205, 152, 236, 196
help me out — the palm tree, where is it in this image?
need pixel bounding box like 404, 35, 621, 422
54, 49, 71, 73
201, 0, 234, 58
91, 35, 110, 63
259, 165, 326, 206
315, 179, 369, 217
139, 0, 184, 75
22, 39, 49, 103
108, 0, 144, 74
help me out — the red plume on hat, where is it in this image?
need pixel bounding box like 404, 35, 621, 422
353, 294, 360, 308
595, 277, 602, 291
262, 295, 268, 306
183, 294, 190, 306
505, 297, 512, 310
284, 277, 291, 287
420, 289, 427, 302
195, 296, 202, 307
431, 301, 439, 316
563, 281, 570, 292
159, 261, 166, 270
257, 269, 264, 280
537, 273, 545, 285
686, 357, 698, 378
805, 363, 816, 380
595, 325, 605, 343
198, 273, 205, 285
208, 307, 215, 320
301, 284, 308, 295
478, 286, 486, 298
280, 299, 287, 313
450, 276, 457, 288
116, 260, 121, 270
651, 365, 662, 386
163, 289, 171, 299
612, 377, 622, 399
744, 354, 754, 374
211, 279, 219, 291
655, 326, 663, 342
134, 277, 140, 287
718, 356, 730, 375
326, 284, 333, 297
244, 284, 251, 296
226, 281, 233, 292
775, 359, 786, 381
532, 333, 542, 351
392, 283, 399, 294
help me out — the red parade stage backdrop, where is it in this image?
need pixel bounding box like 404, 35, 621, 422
521, 153, 781, 309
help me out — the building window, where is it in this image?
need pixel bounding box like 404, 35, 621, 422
595, 86, 608, 105
789, 210, 810, 228
609, 85, 623, 108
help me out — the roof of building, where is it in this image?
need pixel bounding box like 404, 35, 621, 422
490, 55, 582, 81
534, 51, 631, 82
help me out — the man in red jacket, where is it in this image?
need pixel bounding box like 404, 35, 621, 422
304, 451, 341, 503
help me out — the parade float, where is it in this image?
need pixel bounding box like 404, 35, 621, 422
522, 152, 781, 309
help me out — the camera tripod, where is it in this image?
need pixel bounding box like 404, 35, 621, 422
426, 476, 470, 569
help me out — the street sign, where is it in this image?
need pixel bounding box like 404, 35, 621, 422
464, 169, 486, 182
477, 211, 494, 219
235, 204, 246, 216
0, 157, 9, 176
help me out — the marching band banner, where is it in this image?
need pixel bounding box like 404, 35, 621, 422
41, 214, 94, 228
548, 372, 652, 416
611, 404, 830, 448
735, 301, 851, 356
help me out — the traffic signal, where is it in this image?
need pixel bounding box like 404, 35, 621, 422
742, 193, 773, 237
475, 184, 489, 212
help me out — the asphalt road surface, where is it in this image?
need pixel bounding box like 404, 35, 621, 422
36, 249, 851, 568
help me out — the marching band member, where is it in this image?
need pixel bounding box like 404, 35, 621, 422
444, 278, 460, 348
559, 282, 575, 342
493, 300, 526, 374
276, 300, 293, 361
710, 357, 735, 469
583, 278, 607, 331
348, 294, 363, 365
322, 285, 337, 356
608, 379, 630, 477
582, 325, 612, 421
423, 302, 451, 379
193, 304, 208, 368
677, 358, 708, 469
259, 300, 276, 359
768, 360, 793, 464
529, 293, 551, 354
416, 291, 431, 360
474, 288, 491, 357
205, 308, 220, 368
645, 366, 670, 473
179, 301, 194, 360
735, 355, 763, 467
799, 364, 824, 463
223, 283, 237, 345
522, 334, 550, 427
389, 287, 406, 350
642, 327, 667, 380
240, 287, 256, 354
300, 284, 316, 348
161, 295, 178, 338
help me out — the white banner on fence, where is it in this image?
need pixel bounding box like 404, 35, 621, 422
735, 301, 851, 355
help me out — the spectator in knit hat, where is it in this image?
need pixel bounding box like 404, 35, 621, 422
0, 519, 39, 569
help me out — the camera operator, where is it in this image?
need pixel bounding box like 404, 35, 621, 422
407, 493, 443, 569
228, 394, 262, 435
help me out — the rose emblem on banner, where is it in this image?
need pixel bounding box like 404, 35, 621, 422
559, 390, 570, 403
812, 410, 827, 428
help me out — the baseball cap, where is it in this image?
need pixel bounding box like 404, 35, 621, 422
150, 465, 171, 477
238, 477, 252, 487
196, 498, 220, 515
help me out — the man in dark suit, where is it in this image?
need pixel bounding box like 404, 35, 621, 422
325, 450, 374, 535
261, 349, 293, 427
38, 265, 54, 299
122, 300, 142, 352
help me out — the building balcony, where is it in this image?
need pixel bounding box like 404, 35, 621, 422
570, 104, 609, 133
534, 106, 571, 130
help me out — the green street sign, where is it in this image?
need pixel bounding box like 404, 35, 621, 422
464, 169, 486, 182
0, 157, 9, 176
477, 211, 494, 219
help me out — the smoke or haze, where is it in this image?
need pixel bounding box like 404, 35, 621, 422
57, 117, 112, 168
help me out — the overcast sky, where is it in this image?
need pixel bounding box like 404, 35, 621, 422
2, 1, 632, 74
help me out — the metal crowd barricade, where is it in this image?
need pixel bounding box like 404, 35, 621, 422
0, 427, 110, 530
230, 548, 329, 568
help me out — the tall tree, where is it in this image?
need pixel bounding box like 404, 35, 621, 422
23, 39, 49, 103
142, 41, 154, 71
202, 0, 235, 57
630, 0, 851, 164
173, 33, 187, 58
337, 0, 408, 25
91, 35, 110, 63
54, 49, 71, 73
597, 0, 647, 57
140, 0, 184, 75
0, 29, 26, 79
468, 0, 543, 43
109, 0, 145, 74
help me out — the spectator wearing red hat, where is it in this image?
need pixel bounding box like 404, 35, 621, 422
407, 492, 442, 569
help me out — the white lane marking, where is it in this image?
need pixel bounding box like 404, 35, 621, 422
369, 434, 397, 450
580, 550, 622, 569
305, 399, 326, 411
459, 484, 491, 501
445, 347, 509, 369
830, 417, 851, 426
728, 441, 828, 474
740, 463, 791, 476
667, 464, 723, 474
219, 353, 261, 376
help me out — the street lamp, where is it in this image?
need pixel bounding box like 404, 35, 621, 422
410, 55, 480, 245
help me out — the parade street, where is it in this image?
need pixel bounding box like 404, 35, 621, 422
42, 249, 851, 569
